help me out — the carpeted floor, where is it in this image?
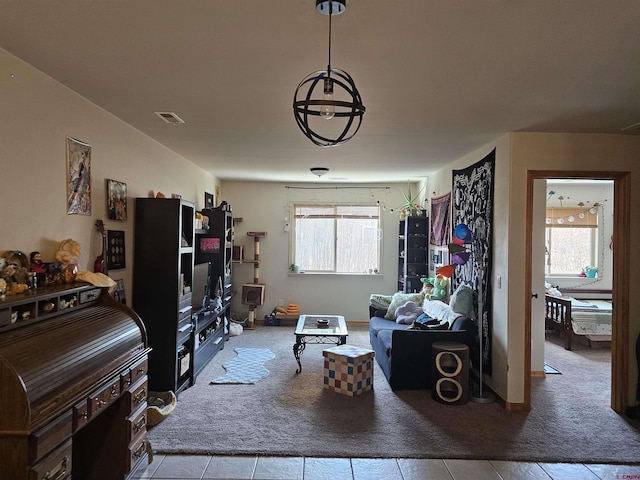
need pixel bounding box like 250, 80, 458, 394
147, 325, 640, 463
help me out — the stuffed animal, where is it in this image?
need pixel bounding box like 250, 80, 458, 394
55, 239, 81, 267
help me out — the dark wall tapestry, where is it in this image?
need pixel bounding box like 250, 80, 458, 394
430, 192, 451, 246
452, 149, 495, 376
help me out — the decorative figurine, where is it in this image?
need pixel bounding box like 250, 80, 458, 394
30, 252, 46, 273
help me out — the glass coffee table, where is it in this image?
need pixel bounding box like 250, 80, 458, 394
293, 314, 348, 373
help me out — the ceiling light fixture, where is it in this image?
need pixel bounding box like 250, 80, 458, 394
310, 167, 330, 177
293, 0, 366, 147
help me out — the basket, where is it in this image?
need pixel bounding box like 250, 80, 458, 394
146, 390, 177, 427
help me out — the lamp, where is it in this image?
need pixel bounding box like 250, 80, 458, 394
293, 0, 366, 147
438, 223, 495, 404
310, 167, 330, 177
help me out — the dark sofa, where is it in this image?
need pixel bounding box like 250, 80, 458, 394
369, 305, 477, 391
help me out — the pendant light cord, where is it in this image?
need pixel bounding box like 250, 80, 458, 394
327, 1, 332, 74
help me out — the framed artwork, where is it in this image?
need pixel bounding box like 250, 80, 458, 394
204, 191, 214, 209
107, 179, 127, 221
107, 230, 126, 270
112, 279, 126, 305
66, 136, 92, 215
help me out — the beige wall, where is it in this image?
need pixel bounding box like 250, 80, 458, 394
0, 48, 217, 303
220, 181, 410, 322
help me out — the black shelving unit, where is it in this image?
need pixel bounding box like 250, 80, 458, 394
192, 208, 233, 378
133, 197, 195, 395
398, 215, 429, 293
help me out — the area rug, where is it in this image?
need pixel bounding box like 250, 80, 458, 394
210, 347, 274, 384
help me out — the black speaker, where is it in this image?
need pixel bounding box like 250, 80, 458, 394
432, 341, 469, 405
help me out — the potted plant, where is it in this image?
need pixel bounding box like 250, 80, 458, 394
399, 181, 426, 219
582, 266, 598, 278
289, 263, 299, 273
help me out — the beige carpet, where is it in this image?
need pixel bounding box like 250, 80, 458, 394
147, 325, 640, 463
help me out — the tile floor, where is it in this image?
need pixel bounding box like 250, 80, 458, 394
131, 454, 640, 479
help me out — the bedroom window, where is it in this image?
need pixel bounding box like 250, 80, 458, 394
545, 207, 598, 276
291, 204, 381, 274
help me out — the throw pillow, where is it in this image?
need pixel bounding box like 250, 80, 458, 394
385, 292, 424, 320
449, 283, 475, 318
394, 300, 423, 324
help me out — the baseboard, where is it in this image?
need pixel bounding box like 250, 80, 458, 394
346, 320, 369, 326
531, 370, 546, 378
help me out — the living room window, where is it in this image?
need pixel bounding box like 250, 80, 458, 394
291, 204, 381, 274
545, 207, 598, 276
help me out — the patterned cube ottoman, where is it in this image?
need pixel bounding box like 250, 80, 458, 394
322, 344, 375, 396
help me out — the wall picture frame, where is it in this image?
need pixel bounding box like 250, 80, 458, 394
107, 229, 126, 270
66, 136, 92, 215
112, 278, 126, 305
106, 179, 127, 221
204, 191, 214, 209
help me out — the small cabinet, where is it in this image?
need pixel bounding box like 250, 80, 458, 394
133, 198, 195, 395
398, 215, 429, 293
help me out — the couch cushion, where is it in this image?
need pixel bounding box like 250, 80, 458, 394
384, 292, 425, 320
369, 316, 409, 337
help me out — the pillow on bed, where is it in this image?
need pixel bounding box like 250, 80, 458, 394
384, 292, 424, 320
449, 283, 475, 318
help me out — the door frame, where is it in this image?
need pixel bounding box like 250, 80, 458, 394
525, 170, 630, 412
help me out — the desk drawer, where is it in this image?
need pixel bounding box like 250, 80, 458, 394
89, 376, 121, 417
126, 404, 148, 445
127, 434, 150, 473
72, 399, 89, 432
130, 356, 149, 387
31, 410, 72, 463
127, 376, 148, 413
29, 439, 72, 480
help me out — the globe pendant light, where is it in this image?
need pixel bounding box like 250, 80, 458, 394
293, 0, 366, 147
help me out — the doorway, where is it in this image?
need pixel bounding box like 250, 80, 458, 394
525, 170, 630, 413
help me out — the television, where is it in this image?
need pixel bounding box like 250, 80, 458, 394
192, 262, 212, 311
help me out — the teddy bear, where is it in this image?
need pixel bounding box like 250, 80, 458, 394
55, 239, 81, 267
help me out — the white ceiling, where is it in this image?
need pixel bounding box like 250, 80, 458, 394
1, 0, 639, 183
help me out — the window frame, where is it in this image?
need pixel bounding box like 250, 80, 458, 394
290, 203, 382, 275
544, 207, 599, 277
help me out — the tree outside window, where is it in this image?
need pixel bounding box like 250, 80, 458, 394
292, 204, 381, 274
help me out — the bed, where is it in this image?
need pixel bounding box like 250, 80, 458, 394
545, 292, 613, 350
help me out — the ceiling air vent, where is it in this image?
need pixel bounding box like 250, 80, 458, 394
621, 121, 640, 134
154, 111, 185, 124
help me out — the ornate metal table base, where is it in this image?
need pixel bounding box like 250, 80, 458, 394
293, 315, 348, 374
293, 334, 346, 374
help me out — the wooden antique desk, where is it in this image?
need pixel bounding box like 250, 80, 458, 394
0, 282, 151, 479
